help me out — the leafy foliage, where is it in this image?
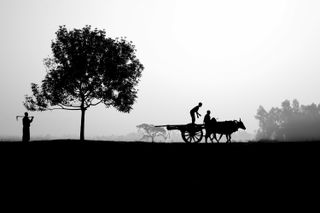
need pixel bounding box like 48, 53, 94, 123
24, 25, 144, 140
24, 25, 144, 112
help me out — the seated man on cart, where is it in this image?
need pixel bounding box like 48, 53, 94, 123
204, 110, 218, 143
203, 110, 211, 143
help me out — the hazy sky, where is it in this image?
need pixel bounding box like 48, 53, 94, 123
1, 0, 320, 138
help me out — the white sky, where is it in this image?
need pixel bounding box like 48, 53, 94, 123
1, 0, 320, 138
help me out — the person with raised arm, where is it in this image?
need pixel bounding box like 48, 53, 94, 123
22, 112, 34, 142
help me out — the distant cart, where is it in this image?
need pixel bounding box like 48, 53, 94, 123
155, 123, 205, 143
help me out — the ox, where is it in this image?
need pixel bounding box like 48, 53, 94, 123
206, 119, 246, 143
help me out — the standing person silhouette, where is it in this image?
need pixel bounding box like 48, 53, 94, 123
190, 102, 202, 124
22, 112, 34, 142
203, 110, 211, 143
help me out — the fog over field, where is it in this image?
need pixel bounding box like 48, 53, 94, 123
1, 0, 320, 141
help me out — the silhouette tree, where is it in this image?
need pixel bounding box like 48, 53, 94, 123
136, 124, 168, 143
24, 26, 144, 141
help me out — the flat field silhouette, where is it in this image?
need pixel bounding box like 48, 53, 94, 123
1, 139, 319, 161
1, 140, 319, 191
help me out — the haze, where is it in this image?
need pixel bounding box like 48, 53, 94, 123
1, 0, 320, 139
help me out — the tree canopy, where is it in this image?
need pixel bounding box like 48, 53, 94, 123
255, 99, 320, 141
24, 25, 144, 140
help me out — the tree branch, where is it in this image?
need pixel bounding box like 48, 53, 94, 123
61, 104, 81, 108
48, 108, 80, 111
85, 98, 93, 108
47, 104, 81, 111
85, 89, 94, 100
90, 100, 103, 107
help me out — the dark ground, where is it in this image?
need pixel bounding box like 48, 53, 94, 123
1, 140, 319, 193
1, 141, 317, 212
1, 140, 319, 171
1, 140, 319, 163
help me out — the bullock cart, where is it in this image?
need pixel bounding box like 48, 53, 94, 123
155, 123, 205, 143
156, 119, 246, 143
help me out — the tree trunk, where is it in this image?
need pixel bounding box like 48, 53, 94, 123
80, 108, 86, 141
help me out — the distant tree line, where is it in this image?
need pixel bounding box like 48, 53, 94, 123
255, 99, 320, 141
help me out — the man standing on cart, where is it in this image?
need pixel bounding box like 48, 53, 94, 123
190, 102, 202, 124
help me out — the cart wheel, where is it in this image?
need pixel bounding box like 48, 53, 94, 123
181, 129, 203, 143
